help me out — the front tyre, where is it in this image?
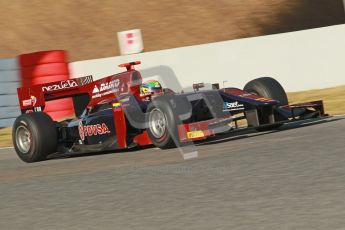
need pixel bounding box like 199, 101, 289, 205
244, 77, 288, 131
12, 112, 58, 163
146, 97, 183, 149
244, 77, 288, 106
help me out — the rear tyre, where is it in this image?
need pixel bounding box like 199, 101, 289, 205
244, 77, 288, 106
244, 77, 288, 131
12, 112, 57, 163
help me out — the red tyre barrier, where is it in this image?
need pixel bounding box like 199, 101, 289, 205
19, 50, 75, 120
19, 50, 67, 67
22, 75, 70, 86
20, 63, 69, 79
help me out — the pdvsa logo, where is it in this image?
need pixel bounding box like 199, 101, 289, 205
78, 122, 110, 141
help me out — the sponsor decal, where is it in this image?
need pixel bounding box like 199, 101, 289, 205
30, 96, 37, 106
240, 93, 254, 97
42, 80, 78, 92
22, 99, 32, 106
24, 107, 42, 113
22, 96, 37, 107
77, 75, 93, 86
255, 97, 273, 102
78, 122, 110, 141
223, 101, 244, 111
187, 130, 205, 139
92, 85, 100, 93
34, 107, 42, 112
92, 79, 121, 99
100, 79, 120, 92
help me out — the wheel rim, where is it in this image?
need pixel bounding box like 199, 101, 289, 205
16, 125, 31, 154
149, 108, 167, 139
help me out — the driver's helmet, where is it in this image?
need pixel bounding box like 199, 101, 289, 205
139, 80, 163, 100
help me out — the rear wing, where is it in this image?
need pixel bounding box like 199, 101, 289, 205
17, 75, 94, 114
17, 63, 144, 118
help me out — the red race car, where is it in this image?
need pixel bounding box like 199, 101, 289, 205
13, 61, 325, 162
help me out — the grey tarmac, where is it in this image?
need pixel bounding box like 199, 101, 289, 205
0, 116, 345, 230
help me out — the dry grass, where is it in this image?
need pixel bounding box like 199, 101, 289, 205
0, 128, 12, 148
288, 85, 345, 115
1, 85, 345, 148
0, 0, 343, 61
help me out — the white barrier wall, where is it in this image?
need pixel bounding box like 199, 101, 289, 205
0, 25, 345, 127
69, 24, 345, 92
0, 58, 20, 127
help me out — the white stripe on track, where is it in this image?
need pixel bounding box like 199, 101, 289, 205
0, 147, 13, 150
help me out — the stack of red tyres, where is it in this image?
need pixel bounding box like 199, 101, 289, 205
19, 50, 75, 120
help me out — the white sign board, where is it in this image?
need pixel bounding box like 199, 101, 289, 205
117, 29, 144, 55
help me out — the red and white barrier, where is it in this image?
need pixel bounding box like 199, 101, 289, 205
18, 50, 75, 121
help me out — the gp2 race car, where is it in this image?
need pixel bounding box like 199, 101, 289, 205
13, 61, 326, 163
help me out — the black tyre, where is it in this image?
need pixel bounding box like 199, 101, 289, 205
146, 96, 191, 149
12, 112, 57, 163
243, 77, 288, 106
244, 77, 288, 131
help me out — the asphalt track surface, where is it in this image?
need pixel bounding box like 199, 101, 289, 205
1, 116, 345, 230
